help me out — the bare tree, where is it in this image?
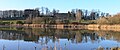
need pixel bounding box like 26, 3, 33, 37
41, 7, 44, 15
25, 16, 32, 24
71, 9, 76, 14
52, 9, 57, 16
71, 9, 76, 18
84, 10, 88, 19
101, 12, 105, 17
68, 11, 71, 17
75, 9, 83, 20
106, 13, 109, 17
90, 12, 96, 20
45, 7, 49, 15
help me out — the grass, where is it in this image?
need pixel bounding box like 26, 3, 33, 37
0, 20, 25, 24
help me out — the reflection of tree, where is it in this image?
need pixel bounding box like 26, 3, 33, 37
24, 35, 39, 42
71, 31, 101, 43
2, 28, 120, 45
24, 28, 106, 44
97, 31, 120, 42
75, 31, 82, 43
38, 36, 51, 45
0, 30, 25, 40
1, 28, 120, 50
82, 33, 100, 43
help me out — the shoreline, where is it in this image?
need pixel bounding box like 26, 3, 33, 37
1, 24, 120, 31
23, 24, 120, 31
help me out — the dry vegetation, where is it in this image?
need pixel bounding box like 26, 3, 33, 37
26, 17, 54, 24
25, 14, 120, 25
96, 14, 120, 24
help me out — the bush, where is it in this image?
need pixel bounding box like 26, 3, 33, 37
32, 17, 52, 24
96, 14, 120, 25
11, 22, 14, 24
16, 21, 24, 24
107, 16, 120, 24
96, 18, 109, 24
32, 17, 44, 24
25, 17, 32, 24
3, 22, 10, 25
62, 20, 70, 24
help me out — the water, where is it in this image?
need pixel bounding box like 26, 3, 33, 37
0, 27, 119, 50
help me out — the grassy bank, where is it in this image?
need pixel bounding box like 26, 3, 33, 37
0, 20, 25, 25
96, 14, 120, 25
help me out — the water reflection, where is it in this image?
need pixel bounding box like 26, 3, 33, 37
0, 27, 119, 50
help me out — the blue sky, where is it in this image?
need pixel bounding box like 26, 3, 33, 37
0, 0, 120, 14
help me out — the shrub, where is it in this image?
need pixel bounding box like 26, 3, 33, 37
96, 14, 120, 25
25, 17, 32, 24
32, 17, 45, 24
16, 21, 24, 24
96, 18, 109, 24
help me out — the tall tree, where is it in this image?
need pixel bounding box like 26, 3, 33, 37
75, 9, 83, 20
68, 11, 71, 17
45, 7, 49, 15
106, 13, 109, 17
41, 7, 44, 15
52, 9, 57, 16
90, 12, 96, 20
71, 9, 76, 14
71, 9, 76, 18
101, 12, 105, 17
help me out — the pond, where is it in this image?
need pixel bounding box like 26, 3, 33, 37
0, 28, 119, 50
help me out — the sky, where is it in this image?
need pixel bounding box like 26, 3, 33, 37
0, 0, 120, 14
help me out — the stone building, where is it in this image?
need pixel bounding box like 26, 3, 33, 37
54, 12, 75, 21
24, 8, 40, 18
2, 10, 24, 18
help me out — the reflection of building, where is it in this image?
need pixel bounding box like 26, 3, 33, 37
0, 30, 39, 42
2, 28, 120, 44
1, 28, 120, 50
0, 30, 24, 40
97, 46, 120, 50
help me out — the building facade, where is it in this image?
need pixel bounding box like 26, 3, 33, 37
55, 13, 75, 21
24, 9, 40, 18
2, 10, 24, 18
